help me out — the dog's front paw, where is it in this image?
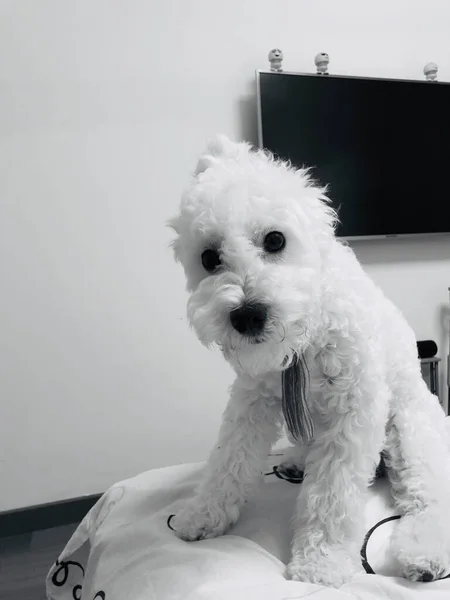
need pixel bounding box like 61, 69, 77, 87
391, 511, 450, 582
170, 497, 239, 542
287, 547, 361, 588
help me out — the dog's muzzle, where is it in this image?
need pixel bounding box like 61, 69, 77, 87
229, 302, 268, 337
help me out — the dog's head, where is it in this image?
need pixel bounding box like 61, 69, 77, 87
169, 135, 337, 376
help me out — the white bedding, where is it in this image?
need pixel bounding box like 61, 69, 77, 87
46, 452, 450, 600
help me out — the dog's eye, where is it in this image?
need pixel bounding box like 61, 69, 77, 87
263, 231, 285, 253
201, 249, 221, 272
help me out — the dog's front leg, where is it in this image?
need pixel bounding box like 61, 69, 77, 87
385, 377, 450, 582
172, 377, 281, 541
287, 349, 388, 587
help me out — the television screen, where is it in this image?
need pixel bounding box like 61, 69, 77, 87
257, 71, 450, 238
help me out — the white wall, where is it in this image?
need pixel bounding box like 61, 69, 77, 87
0, 0, 449, 511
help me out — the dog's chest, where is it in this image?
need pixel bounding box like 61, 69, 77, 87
257, 360, 326, 420
308, 360, 329, 420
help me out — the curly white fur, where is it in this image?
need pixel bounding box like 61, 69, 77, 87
168, 135, 450, 588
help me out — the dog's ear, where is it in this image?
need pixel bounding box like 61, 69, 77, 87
194, 154, 218, 176
194, 134, 240, 175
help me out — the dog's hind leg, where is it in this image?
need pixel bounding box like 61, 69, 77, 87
287, 339, 389, 587
385, 376, 450, 582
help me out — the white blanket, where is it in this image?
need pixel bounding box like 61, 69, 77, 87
46, 454, 450, 600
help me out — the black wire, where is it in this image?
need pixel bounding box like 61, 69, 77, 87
360, 515, 401, 574
272, 464, 304, 484
167, 514, 175, 531
360, 514, 450, 581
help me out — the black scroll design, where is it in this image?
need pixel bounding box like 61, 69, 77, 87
51, 558, 107, 598
51, 560, 85, 586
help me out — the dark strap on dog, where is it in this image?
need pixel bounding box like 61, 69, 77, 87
281, 354, 314, 443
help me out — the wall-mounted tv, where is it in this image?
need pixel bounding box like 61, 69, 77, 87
256, 70, 450, 239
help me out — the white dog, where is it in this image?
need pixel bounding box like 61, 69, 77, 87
168, 135, 450, 587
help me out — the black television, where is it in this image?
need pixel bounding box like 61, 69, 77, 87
256, 70, 450, 239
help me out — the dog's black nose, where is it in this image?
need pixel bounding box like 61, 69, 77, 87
230, 303, 268, 336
